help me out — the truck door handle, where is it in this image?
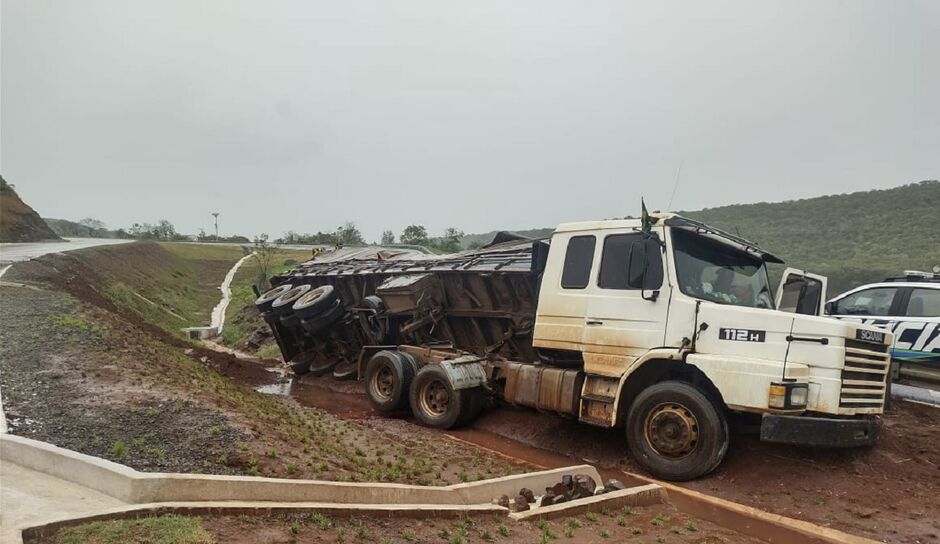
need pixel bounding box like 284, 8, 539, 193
586, 320, 603, 326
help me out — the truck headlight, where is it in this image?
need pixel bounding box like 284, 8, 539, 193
769, 383, 808, 409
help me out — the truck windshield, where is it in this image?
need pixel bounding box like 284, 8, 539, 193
672, 228, 775, 309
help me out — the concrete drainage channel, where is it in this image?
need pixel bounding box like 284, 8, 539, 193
1, 434, 876, 544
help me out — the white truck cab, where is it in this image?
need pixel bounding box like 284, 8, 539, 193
532, 213, 890, 479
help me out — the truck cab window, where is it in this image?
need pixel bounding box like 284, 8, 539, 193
672, 228, 774, 309
560, 235, 596, 289
599, 233, 663, 290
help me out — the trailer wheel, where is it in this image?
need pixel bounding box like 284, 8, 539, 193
292, 285, 338, 319
255, 284, 292, 313
271, 284, 312, 314
365, 350, 417, 413
626, 380, 728, 481
409, 365, 473, 429
300, 299, 346, 334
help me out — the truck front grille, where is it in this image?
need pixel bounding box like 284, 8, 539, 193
840, 340, 890, 409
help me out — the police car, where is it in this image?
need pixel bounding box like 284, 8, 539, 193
826, 269, 940, 388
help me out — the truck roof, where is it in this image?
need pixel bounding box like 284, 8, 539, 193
555, 213, 784, 264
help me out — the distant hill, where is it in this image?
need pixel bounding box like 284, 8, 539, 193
44, 217, 114, 238
0, 177, 62, 242
459, 181, 940, 295
682, 180, 940, 294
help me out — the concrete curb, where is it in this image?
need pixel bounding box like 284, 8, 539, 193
620, 472, 879, 544
0, 434, 600, 506
2, 434, 879, 544
508, 484, 667, 521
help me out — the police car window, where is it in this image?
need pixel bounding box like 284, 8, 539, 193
832, 287, 899, 316
906, 288, 940, 318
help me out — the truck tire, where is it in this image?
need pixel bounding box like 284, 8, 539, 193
409, 364, 472, 429
255, 284, 293, 313
365, 350, 418, 413
626, 380, 728, 481
300, 299, 346, 334
271, 284, 312, 314
292, 285, 339, 319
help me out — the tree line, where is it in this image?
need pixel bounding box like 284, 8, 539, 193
278, 223, 467, 253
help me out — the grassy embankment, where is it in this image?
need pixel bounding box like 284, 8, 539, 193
85, 242, 248, 336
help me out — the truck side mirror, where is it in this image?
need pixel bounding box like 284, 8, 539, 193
824, 301, 834, 315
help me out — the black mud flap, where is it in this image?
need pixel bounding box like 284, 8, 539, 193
760, 413, 879, 448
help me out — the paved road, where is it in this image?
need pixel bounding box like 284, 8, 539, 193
0, 237, 132, 270
0, 237, 132, 279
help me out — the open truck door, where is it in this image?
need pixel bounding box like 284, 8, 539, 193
776, 268, 828, 316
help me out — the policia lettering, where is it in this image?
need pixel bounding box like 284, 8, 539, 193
859, 319, 940, 362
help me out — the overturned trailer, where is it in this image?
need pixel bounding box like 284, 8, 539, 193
261, 237, 548, 373
257, 214, 892, 481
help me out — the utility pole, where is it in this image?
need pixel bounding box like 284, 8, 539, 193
212, 212, 220, 239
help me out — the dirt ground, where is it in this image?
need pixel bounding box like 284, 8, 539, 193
29, 506, 761, 544
201, 504, 761, 544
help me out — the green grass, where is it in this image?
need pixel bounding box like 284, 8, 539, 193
71, 241, 248, 337
54, 514, 214, 544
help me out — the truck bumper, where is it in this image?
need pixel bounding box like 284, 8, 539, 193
759, 413, 879, 448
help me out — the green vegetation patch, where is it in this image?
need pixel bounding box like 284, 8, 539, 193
74, 241, 247, 336
54, 515, 214, 544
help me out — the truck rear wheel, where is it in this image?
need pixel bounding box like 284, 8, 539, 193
626, 380, 728, 481
365, 350, 417, 413
409, 365, 477, 429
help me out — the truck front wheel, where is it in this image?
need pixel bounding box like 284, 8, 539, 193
626, 380, 728, 481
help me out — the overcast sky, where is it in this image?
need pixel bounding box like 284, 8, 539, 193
2, 1, 938, 241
